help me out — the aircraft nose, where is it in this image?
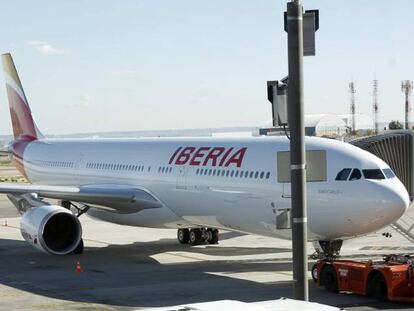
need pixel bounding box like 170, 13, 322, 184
379, 181, 409, 222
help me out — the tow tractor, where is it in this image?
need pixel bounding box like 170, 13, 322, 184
314, 254, 414, 301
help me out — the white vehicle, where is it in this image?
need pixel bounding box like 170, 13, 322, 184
0, 53, 409, 256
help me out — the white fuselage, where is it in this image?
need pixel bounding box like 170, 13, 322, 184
17, 136, 409, 241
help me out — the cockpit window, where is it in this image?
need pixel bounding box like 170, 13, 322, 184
335, 168, 352, 181
362, 169, 385, 180
383, 168, 396, 179
349, 169, 362, 181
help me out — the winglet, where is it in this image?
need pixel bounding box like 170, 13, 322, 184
2, 53, 44, 141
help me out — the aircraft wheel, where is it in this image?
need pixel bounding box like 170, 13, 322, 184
189, 229, 202, 245
311, 263, 318, 283
208, 228, 219, 244
73, 239, 84, 254
177, 229, 190, 244
320, 264, 338, 292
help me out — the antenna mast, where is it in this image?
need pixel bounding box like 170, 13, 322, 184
373, 80, 378, 134
349, 82, 356, 134
401, 80, 413, 129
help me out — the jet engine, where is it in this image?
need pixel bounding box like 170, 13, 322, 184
20, 205, 82, 255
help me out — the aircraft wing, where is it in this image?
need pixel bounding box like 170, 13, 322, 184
0, 183, 162, 213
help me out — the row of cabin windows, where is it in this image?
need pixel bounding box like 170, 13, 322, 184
158, 166, 173, 174
33, 160, 74, 168
195, 168, 271, 180
86, 162, 151, 172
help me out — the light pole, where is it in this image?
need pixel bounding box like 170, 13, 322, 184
286, 0, 308, 301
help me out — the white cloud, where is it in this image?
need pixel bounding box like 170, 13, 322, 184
27, 40, 64, 55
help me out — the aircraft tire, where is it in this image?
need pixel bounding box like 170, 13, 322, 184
189, 229, 202, 245
177, 229, 190, 244
208, 228, 219, 244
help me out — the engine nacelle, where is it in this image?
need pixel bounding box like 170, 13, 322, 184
20, 205, 82, 255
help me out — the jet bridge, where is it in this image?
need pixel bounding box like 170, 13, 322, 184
350, 130, 414, 200
351, 130, 414, 243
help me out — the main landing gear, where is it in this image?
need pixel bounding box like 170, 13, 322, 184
177, 228, 219, 246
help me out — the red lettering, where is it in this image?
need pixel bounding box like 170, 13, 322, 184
203, 147, 225, 166
224, 147, 247, 168
190, 147, 211, 166
169, 147, 182, 164
175, 147, 195, 165
219, 147, 234, 166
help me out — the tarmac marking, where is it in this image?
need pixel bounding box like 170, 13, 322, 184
206, 271, 294, 284
359, 246, 414, 251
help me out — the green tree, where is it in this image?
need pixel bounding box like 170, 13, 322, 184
389, 120, 403, 130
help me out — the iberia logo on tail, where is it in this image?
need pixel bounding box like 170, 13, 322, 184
2, 53, 43, 141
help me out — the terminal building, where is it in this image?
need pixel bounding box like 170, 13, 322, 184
304, 114, 347, 137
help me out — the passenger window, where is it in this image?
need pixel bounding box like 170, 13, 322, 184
349, 169, 362, 181
335, 168, 352, 181
260, 172, 264, 179
235, 171, 239, 177
226, 171, 230, 177
362, 169, 385, 180
266, 172, 270, 179
221, 170, 226, 176
255, 172, 259, 179
250, 171, 254, 178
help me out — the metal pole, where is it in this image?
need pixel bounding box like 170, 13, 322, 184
406, 92, 410, 130
286, 0, 308, 301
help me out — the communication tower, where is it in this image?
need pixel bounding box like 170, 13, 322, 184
401, 80, 413, 129
373, 80, 378, 134
349, 82, 356, 134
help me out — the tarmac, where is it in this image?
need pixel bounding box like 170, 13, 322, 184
0, 166, 414, 310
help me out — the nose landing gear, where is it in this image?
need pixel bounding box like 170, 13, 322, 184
177, 228, 219, 246
311, 239, 343, 283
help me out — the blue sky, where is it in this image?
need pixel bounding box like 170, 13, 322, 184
0, 1, 413, 135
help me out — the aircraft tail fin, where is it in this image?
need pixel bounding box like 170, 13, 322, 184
2, 53, 44, 141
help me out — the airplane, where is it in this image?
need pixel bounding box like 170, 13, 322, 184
0, 53, 409, 257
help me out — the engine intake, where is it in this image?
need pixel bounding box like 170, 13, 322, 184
20, 205, 82, 255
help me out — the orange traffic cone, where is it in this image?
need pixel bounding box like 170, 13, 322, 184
76, 261, 82, 273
